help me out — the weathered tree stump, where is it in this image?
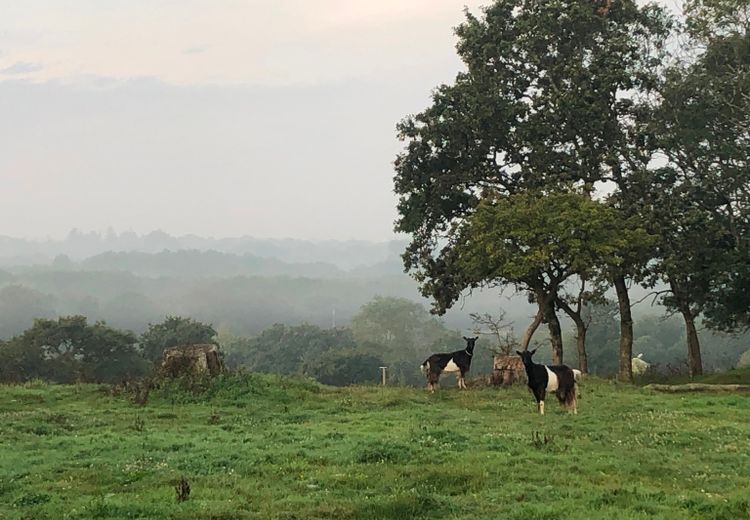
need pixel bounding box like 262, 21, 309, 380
490, 355, 527, 386
161, 344, 223, 377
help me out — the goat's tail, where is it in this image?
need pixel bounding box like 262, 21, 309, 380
561, 382, 578, 410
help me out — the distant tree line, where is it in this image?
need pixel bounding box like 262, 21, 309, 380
0, 268, 470, 341
393, 0, 749, 380
0, 316, 215, 384
0, 297, 463, 386
1, 295, 748, 386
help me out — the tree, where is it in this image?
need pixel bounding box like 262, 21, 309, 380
394, 0, 671, 369
643, 0, 750, 374
578, 300, 620, 375
555, 276, 608, 374
140, 316, 217, 362
0, 316, 146, 383
469, 308, 518, 356
416, 190, 653, 365
351, 297, 452, 354
303, 349, 386, 386
227, 323, 353, 376
351, 296, 461, 384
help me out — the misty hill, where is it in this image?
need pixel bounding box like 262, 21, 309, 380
0, 267, 532, 340
0, 230, 406, 270
77, 250, 345, 279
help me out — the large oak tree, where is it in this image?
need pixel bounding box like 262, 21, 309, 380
394, 0, 670, 375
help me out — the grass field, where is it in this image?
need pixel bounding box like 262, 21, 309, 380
1, 373, 749, 519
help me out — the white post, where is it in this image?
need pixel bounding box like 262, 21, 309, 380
379, 366, 388, 386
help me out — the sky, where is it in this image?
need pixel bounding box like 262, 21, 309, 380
0, 0, 488, 242
0, 1, 680, 242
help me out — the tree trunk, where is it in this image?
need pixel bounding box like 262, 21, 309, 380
544, 299, 563, 365
520, 306, 544, 351
680, 309, 703, 377
669, 280, 704, 377
556, 299, 588, 373
613, 274, 633, 383
576, 326, 588, 374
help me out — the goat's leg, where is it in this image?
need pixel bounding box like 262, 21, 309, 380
428, 372, 439, 393
536, 390, 546, 415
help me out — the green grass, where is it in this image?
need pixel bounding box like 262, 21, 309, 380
1, 374, 749, 519
638, 366, 750, 386
694, 367, 750, 385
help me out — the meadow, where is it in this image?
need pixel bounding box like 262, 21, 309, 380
1, 374, 749, 520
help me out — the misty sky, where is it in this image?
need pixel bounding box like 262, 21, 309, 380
1, 1, 676, 242
0, 1, 490, 241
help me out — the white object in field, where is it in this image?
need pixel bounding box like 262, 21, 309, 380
631, 353, 650, 376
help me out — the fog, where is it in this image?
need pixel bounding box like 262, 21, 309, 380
1, 0, 487, 241
4, 0, 742, 378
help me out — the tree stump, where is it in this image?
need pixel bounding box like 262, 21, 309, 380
490, 355, 527, 386
161, 344, 223, 377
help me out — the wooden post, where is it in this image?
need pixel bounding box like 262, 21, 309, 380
379, 366, 388, 386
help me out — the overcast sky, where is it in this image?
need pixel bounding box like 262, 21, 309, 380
0, 1, 491, 242
0, 1, 677, 242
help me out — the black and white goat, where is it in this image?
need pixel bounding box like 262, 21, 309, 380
421, 337, 477, 393
517, 349, 577, 415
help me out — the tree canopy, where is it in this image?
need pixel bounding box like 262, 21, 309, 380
140, 316, 217, 362
0, 316, 147, 383
394, 0, 747, 377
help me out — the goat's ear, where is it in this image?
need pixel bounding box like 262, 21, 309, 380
516, 350, 523, 356
529, 348, 537, 356
473, 336, 479, 341
463, 336, 469, 341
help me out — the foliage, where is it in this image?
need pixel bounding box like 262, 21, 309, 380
568, 300, 621, 374
304, 348, 385, 387
566, 305, 750, 375
352, 296, 457, 356
450, 191, 651, 304
224, 323, 353, 377
394, 0, 671, 301
393, 0, 672, 371
647, 0, 750, 333
140, 316, 217, 362
1, 378, 749, 518
0, 316, 148, 383
351, 296, 463, 384
469, 309, 518, 355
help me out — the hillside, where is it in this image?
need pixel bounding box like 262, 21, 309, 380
0, 232, 405, 271
1, 376, 748, 519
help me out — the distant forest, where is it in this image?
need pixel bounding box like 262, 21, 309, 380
0, 232, 531, 337
0, 232, 748, 379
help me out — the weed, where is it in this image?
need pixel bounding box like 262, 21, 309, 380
132, 415, 145, 432
174, 476, 190, 502
355, 440, 414, 464
529, 430, 554, 449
